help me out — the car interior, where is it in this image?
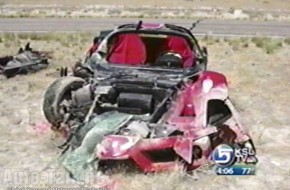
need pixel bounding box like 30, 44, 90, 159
106, 33, 197, 68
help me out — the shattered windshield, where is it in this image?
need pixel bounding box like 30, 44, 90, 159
61, 111, 132, 181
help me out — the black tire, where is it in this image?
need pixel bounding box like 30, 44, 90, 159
43, 76, 85, 126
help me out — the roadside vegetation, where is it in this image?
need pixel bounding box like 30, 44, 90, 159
1, 33, 289, 55
201, 35, 287, 54
251, 37, 283, 54
0, 33, 93, 49
0, 32, 93, 43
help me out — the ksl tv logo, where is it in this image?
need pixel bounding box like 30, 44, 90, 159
211, 144, 256, 167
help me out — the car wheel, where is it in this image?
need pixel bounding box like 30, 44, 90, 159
43, 76, 85, 126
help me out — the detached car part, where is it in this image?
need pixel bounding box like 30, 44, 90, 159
0, 43, 51, 78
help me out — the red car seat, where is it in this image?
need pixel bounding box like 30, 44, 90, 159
164, 36, 197, 68
108, 34, 146, 65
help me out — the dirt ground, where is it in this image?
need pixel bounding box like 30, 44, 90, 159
0, 36, 290, 190
1, 0, 290, 10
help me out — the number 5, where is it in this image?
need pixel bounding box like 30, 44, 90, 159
217, 148, 231, 164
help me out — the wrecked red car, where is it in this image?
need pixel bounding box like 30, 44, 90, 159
42, 21, 256, 180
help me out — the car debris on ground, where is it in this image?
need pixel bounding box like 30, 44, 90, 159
0, 43, 52, 78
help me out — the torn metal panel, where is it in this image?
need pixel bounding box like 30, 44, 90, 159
61, 111, 132, 181
0, 43, 51, 78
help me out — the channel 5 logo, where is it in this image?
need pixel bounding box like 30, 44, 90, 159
212, 144, 236, 167
212, 144, 257, 167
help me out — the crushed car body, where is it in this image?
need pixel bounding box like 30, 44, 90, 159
42, 21, 257, 180
0, 43, 51, 78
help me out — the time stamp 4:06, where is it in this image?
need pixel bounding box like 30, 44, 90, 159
211, 144, 257, 175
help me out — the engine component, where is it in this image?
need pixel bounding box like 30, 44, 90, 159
117, 93, 153, 114
149, 124, 180, 138
95, 85, 113, 95
124, 121, 150, 137
94, 85, 117, 103
72, 85, 92, 107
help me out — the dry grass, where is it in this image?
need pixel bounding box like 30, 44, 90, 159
1, 0, 290, 10
1, 1, 290, 20
0, 32, 93, 45
0, 34, 290, 189
200, 36, 285, 54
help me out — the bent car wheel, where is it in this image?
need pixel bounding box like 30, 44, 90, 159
43, 76, 85, 126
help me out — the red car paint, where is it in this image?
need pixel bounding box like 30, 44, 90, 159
96, 71, 252, 172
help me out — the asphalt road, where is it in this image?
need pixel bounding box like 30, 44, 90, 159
1, 18, 290, 37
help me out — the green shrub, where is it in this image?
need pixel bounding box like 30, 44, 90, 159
284, 38, 290, 45
202, 35, 216, 45
251, 37, 283, 54
225, 37, 249, 50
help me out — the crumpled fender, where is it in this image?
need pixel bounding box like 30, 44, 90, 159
190, 71, 229, 127
172, 71, 230, 163
194, 71, 228, 96
173, 138, 192, 163
173, 127, 218, 164
182, 71, 229, 112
